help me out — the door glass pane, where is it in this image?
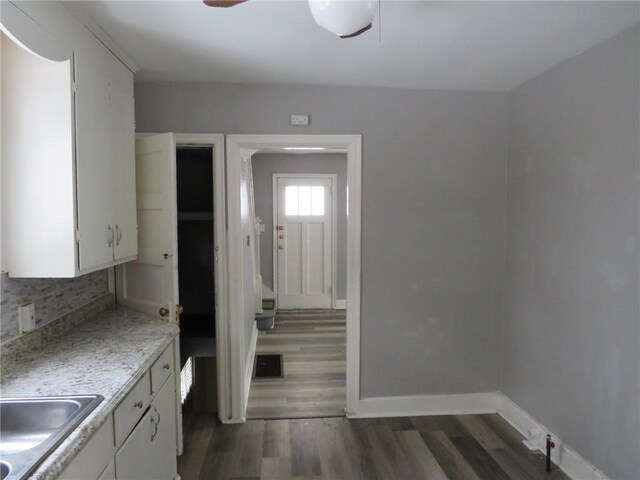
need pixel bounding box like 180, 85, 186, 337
285, 183, 325, 216
299, 186, 311, 215
285, 186, 298, 216
311, 186, 325, 215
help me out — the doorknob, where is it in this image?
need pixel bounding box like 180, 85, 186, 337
159, 307, 169, 317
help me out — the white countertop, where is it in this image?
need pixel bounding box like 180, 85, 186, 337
1, 306, 179, 479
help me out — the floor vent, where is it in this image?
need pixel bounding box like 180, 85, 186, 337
253, 354, 283, 379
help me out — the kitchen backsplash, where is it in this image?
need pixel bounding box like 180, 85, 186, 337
0, 270, 109, 342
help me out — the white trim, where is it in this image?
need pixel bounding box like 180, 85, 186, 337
334, 299, 347, 309
350, 393, 501, 419
498, 395, 610, 480
242, 324, 259, 421
271, 173, 338, 309
344, 390, 610, 480
172, 134, 231, 425
226, 134, 362, 420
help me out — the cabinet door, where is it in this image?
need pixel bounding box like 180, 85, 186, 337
97, 463, 115, 480
115, 374, 177, 480
149, 372, 178, 479
75, 43, 114, 271
109, 55, 138, 261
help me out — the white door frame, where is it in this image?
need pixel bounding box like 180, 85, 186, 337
172, 134, 231, 424
272, 173, 338, 309
226, 134, 362, 420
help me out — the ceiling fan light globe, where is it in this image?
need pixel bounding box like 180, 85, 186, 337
308, 0, 378, 37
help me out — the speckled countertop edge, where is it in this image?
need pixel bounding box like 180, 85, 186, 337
1, 306, 179, 480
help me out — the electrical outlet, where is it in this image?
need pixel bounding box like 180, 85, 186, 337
290, 114, 309, 126
18, 303, 36, 333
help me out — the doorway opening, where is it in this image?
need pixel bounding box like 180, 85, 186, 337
176, 147, 218, 416
247, 154, 347, 419
223, 135, 361, 423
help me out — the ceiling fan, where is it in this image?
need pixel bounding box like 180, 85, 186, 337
203, 0, 379, 39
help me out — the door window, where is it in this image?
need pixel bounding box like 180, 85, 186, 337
285, 185, 325, 216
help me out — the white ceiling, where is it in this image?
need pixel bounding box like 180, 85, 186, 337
76, 1, 639, 92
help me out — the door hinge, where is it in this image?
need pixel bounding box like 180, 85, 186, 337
75, 229, 81, 243
72, 81, 78, 94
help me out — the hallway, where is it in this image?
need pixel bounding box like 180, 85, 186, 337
247, 309, 347, 419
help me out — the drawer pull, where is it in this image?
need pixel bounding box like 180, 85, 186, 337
134, 401, 143, 409
163, 363, 171, 370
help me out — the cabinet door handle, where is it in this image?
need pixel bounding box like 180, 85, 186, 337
107, 225, 114, 247
134, 400, 143, 408
163, 363, 171, 370
115, 224, 122, 245
150, 407, 161, 441
150, 414, 158, 442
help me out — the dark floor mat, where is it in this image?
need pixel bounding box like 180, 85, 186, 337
253, 354, 283, 379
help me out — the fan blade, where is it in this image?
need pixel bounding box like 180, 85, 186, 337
203, 0, 248, 7
339, 23, 372, 39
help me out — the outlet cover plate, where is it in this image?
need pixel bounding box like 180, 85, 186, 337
19, 303, 36, 333
291, 114, 309, 126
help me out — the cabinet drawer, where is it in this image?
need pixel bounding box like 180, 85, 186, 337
150, 345, 173, 396
115, 374, 177, 480
59, 417, 114, 480
114, 371, 151, 446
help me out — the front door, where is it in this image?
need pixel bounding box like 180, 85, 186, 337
275, 175, 334, 309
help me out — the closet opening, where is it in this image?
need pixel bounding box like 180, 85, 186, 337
176, 146, 217, 414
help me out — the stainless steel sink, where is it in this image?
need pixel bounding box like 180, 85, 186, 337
0, 395, 103, 480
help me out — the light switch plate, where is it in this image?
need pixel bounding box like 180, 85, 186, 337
18, 303, 36, 333
291, 114, 309, 126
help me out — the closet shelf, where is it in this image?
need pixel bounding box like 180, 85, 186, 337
178, 211, 214, 221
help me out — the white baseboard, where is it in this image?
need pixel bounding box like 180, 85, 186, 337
348, 392, 501, 418
334, 299, 347, 309
347, 391, 608, 480
242, 325, 259, 420
497, 394, 610, 480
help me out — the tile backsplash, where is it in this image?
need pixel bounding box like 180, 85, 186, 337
0, 270, 109, 342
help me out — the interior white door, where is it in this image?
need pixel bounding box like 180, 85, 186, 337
116, 133, 179, 322
276, 176, 333, 309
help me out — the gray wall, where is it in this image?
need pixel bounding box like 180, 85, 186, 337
504, 24, 640, 480
0, 271, 109, 342
251, 153, 347, 300
135, 82, 508, 397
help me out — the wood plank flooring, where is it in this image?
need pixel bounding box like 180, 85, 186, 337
247, 309, 347, 419
178, 413, 570, 480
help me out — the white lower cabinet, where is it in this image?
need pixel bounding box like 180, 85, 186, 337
115, 374, 177, 480
98, 462, 116, 480
58, 343, 177, 480
59, 418, 115, 480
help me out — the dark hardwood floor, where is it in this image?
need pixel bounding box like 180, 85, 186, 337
178, 412, 570, 480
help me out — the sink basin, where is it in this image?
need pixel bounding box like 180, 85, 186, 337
0, 395, 103, 480
1, 461, 10, 480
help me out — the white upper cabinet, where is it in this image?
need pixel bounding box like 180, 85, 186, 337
110, 55, 138, 262
0, 1, 138, 277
